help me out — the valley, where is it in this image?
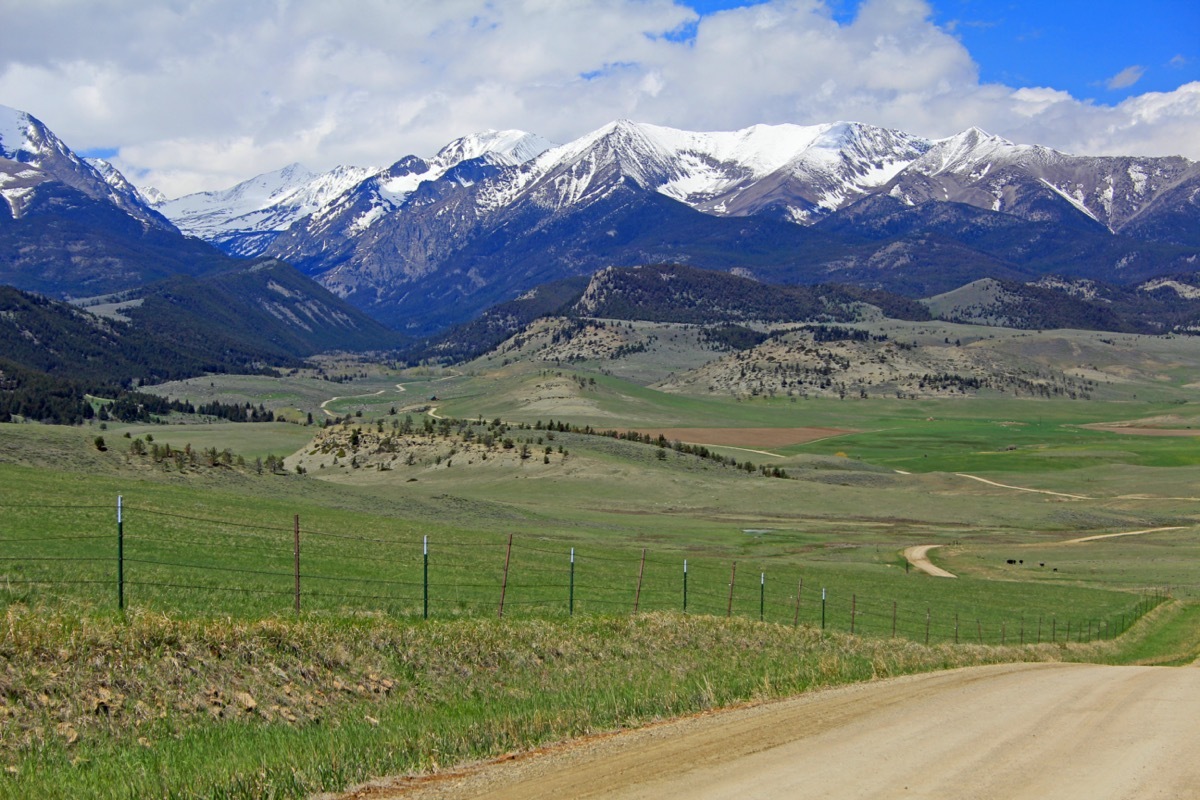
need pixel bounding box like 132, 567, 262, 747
4, 318, 1200, 796
4, 99, 1200, 799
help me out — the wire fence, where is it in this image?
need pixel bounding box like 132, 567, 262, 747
0, 497, 1171, 645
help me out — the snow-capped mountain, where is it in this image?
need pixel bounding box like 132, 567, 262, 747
459, 119, 930, 221
268, 119, 937, 297
888, 126, 1200, 235
0, 104, 167, 228
155, 129, 554, 256
248, 118, 1197, 332
6, 101, 1197, 336
155, 163, 380, 256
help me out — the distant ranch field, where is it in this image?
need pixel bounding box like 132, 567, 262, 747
642, 427, 855, 448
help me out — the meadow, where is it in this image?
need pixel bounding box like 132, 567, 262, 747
2, 323, 1199, 797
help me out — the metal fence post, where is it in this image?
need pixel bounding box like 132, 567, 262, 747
794, 578, 802, 626
117, 496, 124, 612
821, 588, 827, 630
423, 535, 429, 620
683, 559, 688, 614
569, 548, 575, 616
293, 515, 300, 615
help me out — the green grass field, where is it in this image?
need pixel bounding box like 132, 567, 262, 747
4, 332, 1200, 797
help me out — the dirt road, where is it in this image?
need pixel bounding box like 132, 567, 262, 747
350, 662, 1200, 800
901, 544, 956, 578
955, 473, 1090, 500
1063, 526, 1187, 544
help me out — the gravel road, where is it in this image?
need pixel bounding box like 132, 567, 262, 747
344, 662, 1200, 800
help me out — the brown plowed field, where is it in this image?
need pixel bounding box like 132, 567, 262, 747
343, 662, 1200, 800
638, 427, 854, 448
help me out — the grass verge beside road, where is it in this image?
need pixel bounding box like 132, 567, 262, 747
0, 608, 1153, 800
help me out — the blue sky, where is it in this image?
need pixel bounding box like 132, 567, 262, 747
2, 0, 1196, 196
684, 0, 1200, 101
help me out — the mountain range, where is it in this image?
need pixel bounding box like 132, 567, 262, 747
1, 104, 403, 421
139, 118, 1200, 335
4, 102, 1200, 348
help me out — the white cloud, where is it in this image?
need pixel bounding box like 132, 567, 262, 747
1106, 65, 1146, 91
1, 0, 1196, 197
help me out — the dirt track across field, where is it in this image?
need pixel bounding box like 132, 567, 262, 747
902, 544, 957, 578
1063, 526, 1188, 544
1083, 423, 1200, 437
343, 662, 1200, 800
954, 473, 1090, 500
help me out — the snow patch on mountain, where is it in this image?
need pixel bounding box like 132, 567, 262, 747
139, 185, 168, 206
435, 129, 554, 168
1039, 178, 1102, 224
0, 105, 36, 159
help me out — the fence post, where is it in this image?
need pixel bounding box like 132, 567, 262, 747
850, 594, 856, 634
954, 613, 959, 644
683, 559, 688, 614
976, 619, 982, 644
1066, 620, 1071, 642
925, 607, 930, 645
1052, 618, 1056, 643
727, 562, 737, 618
760, 573, 765, 622
423, 535, 429, 620
1002, 622, 1006, 646
498, 533, 513, 618
117, 496, 124, 612
293, 515, 300, 615
794, 579, 802, 626
569, 548, 575, 616
821, 588, 827, 630
634, 548, 646, 614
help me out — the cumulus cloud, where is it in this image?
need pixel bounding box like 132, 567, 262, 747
1, 0, 1196, 197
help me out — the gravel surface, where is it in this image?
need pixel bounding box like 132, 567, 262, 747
336, 662, 1200, 799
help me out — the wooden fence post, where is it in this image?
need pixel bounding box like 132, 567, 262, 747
727, 562, 737, 618
633, 548, 646, 613
498, 534, 513, 618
